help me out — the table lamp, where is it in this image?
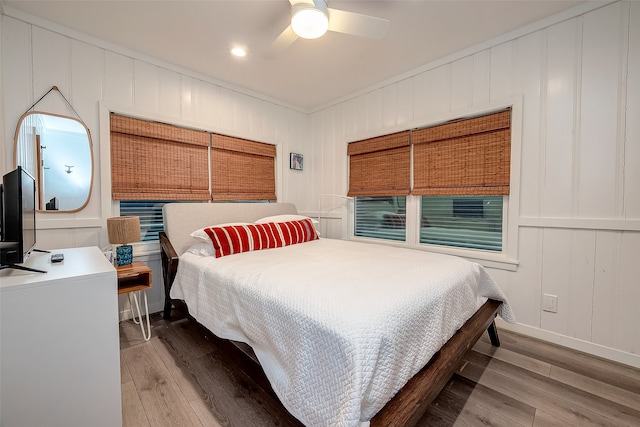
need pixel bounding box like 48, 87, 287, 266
107, 216, 140, 266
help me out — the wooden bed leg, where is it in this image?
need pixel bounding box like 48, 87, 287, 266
487, 320, 500, 347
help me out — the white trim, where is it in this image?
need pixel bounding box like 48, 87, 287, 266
1, 5, 305, 114
506, 99, 523, 263
495, 318, 640, 370
36, 218, 103, 229
519, 217, 640, 231
99, 101, 282, 146
301, 210, 341, 220
349, 235, 519, 272
345, 98, 520, 143
313, 1, 617, 113
1, 2, 616, 115
0, 10, 5, 175
99, 103, 114, 225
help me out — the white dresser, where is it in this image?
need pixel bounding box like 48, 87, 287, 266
0, 246, 122, 427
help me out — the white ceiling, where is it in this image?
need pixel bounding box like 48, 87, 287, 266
4, 0, 590, 111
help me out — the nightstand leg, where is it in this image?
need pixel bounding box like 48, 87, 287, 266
129, 291, 151, 341
129, 292, 141, 325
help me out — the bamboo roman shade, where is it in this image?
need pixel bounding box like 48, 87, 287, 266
412, 109, 511, 196
347, 131, 411, 197
211, 134, 277, 201
110, 114, 210, 200
110, 114, 277, 201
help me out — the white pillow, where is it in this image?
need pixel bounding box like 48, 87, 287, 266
255, 214, 319, 225
190, 222, 252, 241
186, 242, 215, 257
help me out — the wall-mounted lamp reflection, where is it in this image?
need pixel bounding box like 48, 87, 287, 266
65, 164, 74, 174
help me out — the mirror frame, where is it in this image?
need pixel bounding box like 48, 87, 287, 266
13, 111, 94, 213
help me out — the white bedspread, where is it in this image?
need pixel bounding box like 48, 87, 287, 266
170, 238, 514, 426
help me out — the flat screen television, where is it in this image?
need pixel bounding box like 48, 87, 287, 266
0, 166, 43, 272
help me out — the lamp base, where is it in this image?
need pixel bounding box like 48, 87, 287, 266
116, 244, 133, 266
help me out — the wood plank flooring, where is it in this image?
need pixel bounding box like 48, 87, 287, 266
120, 313, 640, 426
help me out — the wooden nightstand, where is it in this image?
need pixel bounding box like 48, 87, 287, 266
117, 261, 152, 341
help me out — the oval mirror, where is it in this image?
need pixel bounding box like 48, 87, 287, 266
14, 111, 93, 212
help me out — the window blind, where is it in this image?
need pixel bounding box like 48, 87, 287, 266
118, 200, 171, 242
347, 131, 410, 197
354, 196, 407, 241
420, 196, 503, 251
110, 114, 210, 200
412, 109, 511, 196
211, 134, 277, 201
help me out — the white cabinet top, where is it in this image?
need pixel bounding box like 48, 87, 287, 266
0, 246, 116, 291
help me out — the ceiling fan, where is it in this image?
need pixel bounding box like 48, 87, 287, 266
266, 0, 390, 57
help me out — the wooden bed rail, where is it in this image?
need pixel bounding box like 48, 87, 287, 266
159, 232, 179, 319
371, 299, 502, 427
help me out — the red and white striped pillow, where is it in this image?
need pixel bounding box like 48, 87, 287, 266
202, 218, 318, 258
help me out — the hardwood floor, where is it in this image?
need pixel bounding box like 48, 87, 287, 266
119, 312, 640, 426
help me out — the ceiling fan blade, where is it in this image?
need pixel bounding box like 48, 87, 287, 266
327, 7, 390, 39
289, 0, 315, 6
264, 25, 299, 59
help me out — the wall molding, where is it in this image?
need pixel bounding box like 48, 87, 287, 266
313, 1, 618, 113
0, 5, 305, 114
37, 217, 103, 229
519, 216, 640, 231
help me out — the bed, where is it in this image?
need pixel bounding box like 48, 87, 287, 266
159, 202, 515, 427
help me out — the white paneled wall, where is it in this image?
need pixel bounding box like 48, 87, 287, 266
310, 1, 640, 366
1, 13, 311, 317
2, 1, 639, 366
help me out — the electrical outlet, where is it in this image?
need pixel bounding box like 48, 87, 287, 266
542, 294, 558, 313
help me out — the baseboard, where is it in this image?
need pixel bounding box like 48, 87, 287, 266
495, 318, 640, 370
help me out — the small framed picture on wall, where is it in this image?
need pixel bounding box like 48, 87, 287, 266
290, 153, 303, 171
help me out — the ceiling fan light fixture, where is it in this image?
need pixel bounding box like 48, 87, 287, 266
291, 3, 328, 39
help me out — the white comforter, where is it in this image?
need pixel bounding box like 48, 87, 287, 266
170, 238, 514, 427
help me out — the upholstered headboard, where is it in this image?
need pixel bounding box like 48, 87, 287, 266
163, 202, 298, 256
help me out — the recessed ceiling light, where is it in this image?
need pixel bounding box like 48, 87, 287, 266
231, 47, 246, 57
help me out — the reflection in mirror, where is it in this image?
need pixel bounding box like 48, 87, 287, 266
14, 112, 93, 212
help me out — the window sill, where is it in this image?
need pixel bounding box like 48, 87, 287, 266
128, 239, 519, 272
349, 236, 519, 272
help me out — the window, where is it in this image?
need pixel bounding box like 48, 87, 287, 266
347, 131, 410, 197
411, 110, 510, 197
348, 109, 511, 255
110, 114, 210, 201
211, 134, 276, 201
354, 196, 406, 241
110, 114, 277, 242
420, 196, 503, 251
119, 200, 171, 242
119, 199, 268, 243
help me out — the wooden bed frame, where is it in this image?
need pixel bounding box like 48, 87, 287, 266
158, 202, 502, 426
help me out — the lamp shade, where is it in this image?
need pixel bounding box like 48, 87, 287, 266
107, 216, 140, 245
